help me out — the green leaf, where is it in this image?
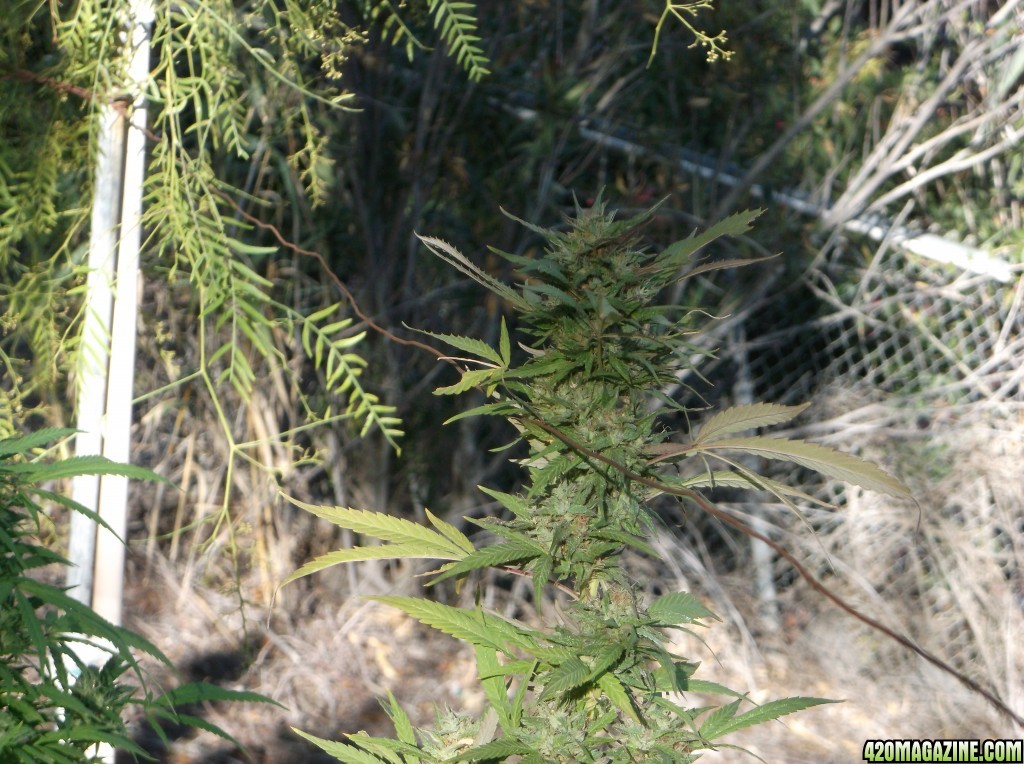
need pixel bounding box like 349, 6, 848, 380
646, 210, 762, 275
417, 234, 528, 310
498, 316, 511, 366
475, 645, 513, 730
693, 437, 912, 498
695, 402, 810, 444
684, 678, 749, 699
443, 401, 517, 425
673, 254, 778, 282
345, 733, 411, 764
37, 725, 144, 754
413, 328, 504, 366
152, 681, 282, 709
283, 543, 464, 586
283, 498, 469, 555
384, 691, 417, 748
433, 367, 502, 396
425, 508, 476, 554
149, 711, 248, 751
586, 642, 626, 682
448, 737, 534, 761
700, 697, 836, 739
370, 597, 529, 653
648, 591, 719, 625
3, 455, 169, 484
429, 540, 543, 584
476, 486, 530, 518
666, 470, 834, 508
0, 427, 74, 457
16, 580, 170, 665
596, 672, 642, 725
540, 655, 590, 698
291, 728, 384, 763
425, 0, 490, 81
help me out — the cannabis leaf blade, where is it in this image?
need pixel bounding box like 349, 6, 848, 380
417, 234, 530, 310
700, 697, 837, 740
694, 437, 912, 498
696, 402, 810, 444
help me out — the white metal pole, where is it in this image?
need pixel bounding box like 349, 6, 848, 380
93, 0, 154, 630
67, 105, 125, 604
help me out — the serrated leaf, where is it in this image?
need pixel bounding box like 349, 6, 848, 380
448, 737, 533, 762
590, 528, 657, 557
282, 543, 461, 586
414, 328, 503, 366
443, 401, 517, 425
476, 486, 531, 518
4, 455, 169, 484
524, 282, 577, 307
700, 697, 836, 739
0, 427, 74, 457
475, 645, 513, 730
38, 725, 145, 754
674, 254, 778, 282
429, 540, 543, 584
643, 210, 762, 275
291, 728, 383, 763
667, 470, 834, 508
370, 596, 526, 653
434, 367, 502, 396
425, 508, 476, 554
283, 498, 468, 554
695, 402, 810, 444
384, 691, 417, 748
596, 672, 642, 725
694, 437, 912, 498
499, 316, 511, 366
540, 656, 590, 698
417, 234, 528, 309
648, 591, 719, 625
153, 682, 281, 708
586, 642, 626, 681
684, 678, 749, 699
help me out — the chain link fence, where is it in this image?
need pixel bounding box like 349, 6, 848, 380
743, 247, 1023, 410
701, 243, 1024, 736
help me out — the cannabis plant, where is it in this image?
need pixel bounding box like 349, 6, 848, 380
284, 199, 911, 762
0, 427, 274, 761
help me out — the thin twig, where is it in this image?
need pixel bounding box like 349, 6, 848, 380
210, 189, 448, 362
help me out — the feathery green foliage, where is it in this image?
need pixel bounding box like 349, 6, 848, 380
371, 0, 490, 81
284, 198, 915, 760
0, 427, 279, 762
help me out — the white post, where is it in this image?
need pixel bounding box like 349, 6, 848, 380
92, 0, 154, 630
64, 2, 153, 760
67, 106, 125, 605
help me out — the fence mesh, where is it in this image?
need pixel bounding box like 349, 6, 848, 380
700, 241, 1024, 731
743, 246, 1023, 410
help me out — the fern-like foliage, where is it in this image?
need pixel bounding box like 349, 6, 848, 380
428, 0, 490, 81
370, 0, 490, 81
298, 303, 405, 451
